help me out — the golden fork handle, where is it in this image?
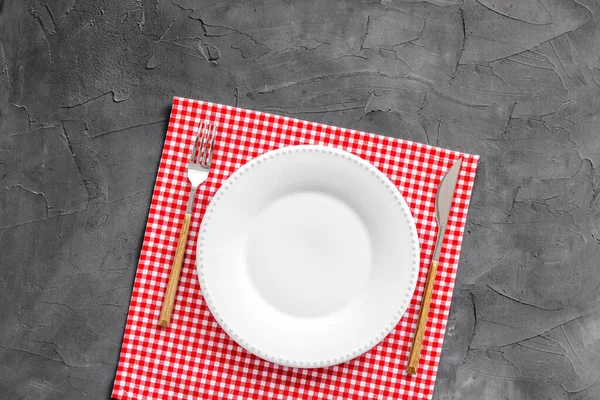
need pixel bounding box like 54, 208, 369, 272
406, 259, 439, 374
158, 213, 192, 327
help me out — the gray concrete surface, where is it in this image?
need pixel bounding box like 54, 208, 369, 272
1, 0, 600, 399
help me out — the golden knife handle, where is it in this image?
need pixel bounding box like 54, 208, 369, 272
406, 259, 439, 374
158, 213, 192, 327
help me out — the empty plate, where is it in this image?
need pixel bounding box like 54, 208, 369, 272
197, 145, 419, 368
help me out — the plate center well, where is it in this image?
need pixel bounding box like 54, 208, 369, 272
246, 191, 373, 317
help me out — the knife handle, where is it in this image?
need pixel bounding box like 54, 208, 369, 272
406, 259, 439, 374
158, 212, 192, 327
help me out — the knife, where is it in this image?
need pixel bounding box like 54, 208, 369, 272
406, 158, 463, 374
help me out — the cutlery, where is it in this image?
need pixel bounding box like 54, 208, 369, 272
159, 122, 216, 328
406, 158, 462, 374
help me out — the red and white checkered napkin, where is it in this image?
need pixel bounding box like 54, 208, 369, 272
112, 97, 479, 400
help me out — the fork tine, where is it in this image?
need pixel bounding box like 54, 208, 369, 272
189, 123, 202, 164
207, 123, 216, 167
198, 122, 209, 164
205, 123, 214, 165
200, 123, 209, 164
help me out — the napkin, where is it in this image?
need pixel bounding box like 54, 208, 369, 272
112, 97, 479, 400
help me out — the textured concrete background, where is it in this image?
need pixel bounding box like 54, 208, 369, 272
1, 0, 600, 399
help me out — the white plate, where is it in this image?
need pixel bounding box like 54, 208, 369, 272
197, 145, 419, 368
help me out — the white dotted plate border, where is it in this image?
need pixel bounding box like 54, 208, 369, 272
197, 145, 419, 368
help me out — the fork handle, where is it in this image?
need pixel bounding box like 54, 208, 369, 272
158, 212, 192, 327
406, 259, 439, 374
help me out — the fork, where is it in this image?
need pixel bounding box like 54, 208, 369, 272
158, 121, 216, 327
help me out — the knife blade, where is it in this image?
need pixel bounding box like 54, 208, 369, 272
406, 158, 463, 374
432, 158, 463, 262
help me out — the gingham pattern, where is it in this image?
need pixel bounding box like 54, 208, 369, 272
112, 97, 479, 400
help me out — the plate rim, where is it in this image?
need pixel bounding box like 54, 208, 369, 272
197, 144, 420, 368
